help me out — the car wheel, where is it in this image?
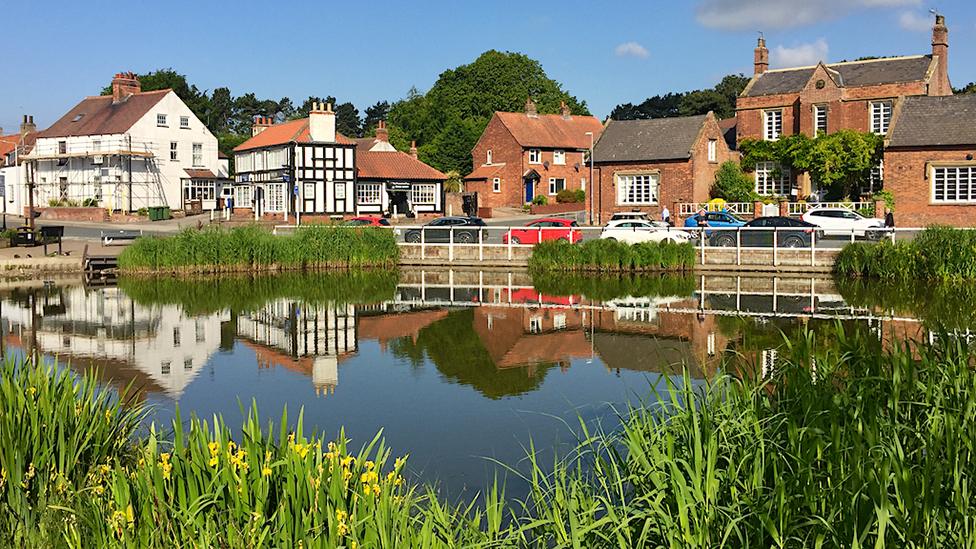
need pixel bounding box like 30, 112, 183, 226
510, 236, 521, 245
715, 235, 735, 247
456, 232, 473, 244
783, 235, 804, 248
405, 232, 421, 243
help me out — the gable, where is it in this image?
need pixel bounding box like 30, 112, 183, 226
743, 55, 934, 98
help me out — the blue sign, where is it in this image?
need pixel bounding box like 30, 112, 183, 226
282, 174, 291, 182
293, 185, 299, 196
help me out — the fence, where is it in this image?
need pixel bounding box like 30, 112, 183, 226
678, 201, 873, 218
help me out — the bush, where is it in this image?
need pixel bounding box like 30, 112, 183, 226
555, 189, 584, 203
82, 198, 99, 208
836, 226, 976, 281
528, 238, 695, 272
710, 161, 758, 202
531, 194, 548, 206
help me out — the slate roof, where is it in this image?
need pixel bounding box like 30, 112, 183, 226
233, 118, 354, 151
36, 90, 170, 138
494, 112, 604, 149
357, 150, 446, 181
887, 94, 976, 148
744, 55, 934, 97
718, 117, 737, 151
592, 115, 708, 163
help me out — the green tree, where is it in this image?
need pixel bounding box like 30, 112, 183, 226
423, 118, 481, 174
363, 101, 390, 134
678, 90, 727, 117
711, 161, 757, 202
954, 82, 976, 94
611, 73, 749, 121
805, 130, 882, 199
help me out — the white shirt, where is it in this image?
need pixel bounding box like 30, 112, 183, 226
661, 207, 670, 220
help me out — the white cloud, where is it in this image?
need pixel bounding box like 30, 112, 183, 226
614, 41, 649, 59
898, 11, 933, 31
771, 39, 829, 68
696, 0, 920, 30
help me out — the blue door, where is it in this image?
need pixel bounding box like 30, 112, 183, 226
524, 179, 533, 203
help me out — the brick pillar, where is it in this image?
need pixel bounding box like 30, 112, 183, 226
671, 200, 681, 225
874, 199, 886, 220
753, 201, 763, 218
778, 199, 789, 217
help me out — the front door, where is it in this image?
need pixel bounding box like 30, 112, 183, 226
524, 178, 534, 203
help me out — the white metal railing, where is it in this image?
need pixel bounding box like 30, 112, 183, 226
787, 201, 872, 216
678, 202, 753, 216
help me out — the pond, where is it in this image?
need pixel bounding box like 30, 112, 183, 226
0, 269, 968, 498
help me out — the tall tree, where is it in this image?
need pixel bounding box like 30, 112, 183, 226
363, 101, 390, 134
611, 73, 749, 121
954, 82, 976, 94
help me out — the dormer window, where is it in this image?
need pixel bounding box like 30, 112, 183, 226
528, 149, 541, 164
71, 114, 84, 123
157, 114, 167, 127
763, 110, 782, 141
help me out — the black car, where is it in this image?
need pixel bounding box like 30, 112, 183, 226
708, 216, 822, 248
404, 216, 487, 243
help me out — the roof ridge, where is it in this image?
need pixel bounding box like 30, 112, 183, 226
763, 54, 928, 74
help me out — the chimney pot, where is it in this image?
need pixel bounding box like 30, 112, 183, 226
409, 140, 418, 158
375, 120, 389, 143
931, 13, 949, 95
560, 101, 571, 119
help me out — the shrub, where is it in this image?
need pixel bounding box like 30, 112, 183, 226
710, 161, 758, 202
574, 189, 585, 203
555, 189, 582, 203
836, 226, 976, 281
531, 194, 548, 206
529, 238, 694, 272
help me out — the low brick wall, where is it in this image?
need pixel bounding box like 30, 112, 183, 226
32, 207, 109, 222
529, 202, 584, 215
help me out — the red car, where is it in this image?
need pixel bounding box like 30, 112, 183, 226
344, 216, 391, 227
501, 218, 582, 245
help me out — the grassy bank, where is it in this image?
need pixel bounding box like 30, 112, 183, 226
529, 238, 695, 273
4, 325, 976, 546
117, 225, 399, 273
529, 272, 696, 301
836, 226, 976, 281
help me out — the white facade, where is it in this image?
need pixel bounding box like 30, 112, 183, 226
30, 91, 220, 211
0, 163, 28, 219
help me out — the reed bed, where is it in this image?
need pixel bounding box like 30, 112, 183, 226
117, 225, 399, 273
529, 238, 696, 273
836, 226, 976, 281
4, 325, 976, 547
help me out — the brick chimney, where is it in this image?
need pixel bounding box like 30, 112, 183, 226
20, 115, 36, 139
525, 97, 538, 118
560, 101, 571, 119
931, 14, 951, 96
754, 35, 769, 75
409, 140, 418, 159
111, 72, 141, 103
309, 102, 336, 142
251, 116, 273, 137
376, 120, 389, 142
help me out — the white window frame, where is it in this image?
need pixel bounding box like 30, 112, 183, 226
814, 105, 828, 137
707, 139, 717, 162
157, 114, 167, 127
180, 116, 190, 129
870, 101, 892, 135
867, 160, 884, 193
357, 183, 382, 204
548, 177, 565, 195
170, 141, 178, 162
486, 149, 493, 164
192, 143, 203, 167
183, 179, 216, 201
755, 162, 791, 196
553, 149, 566, 165
266, 183, 285, 212
931, 165, 976, 204
411, 183, 437, 204
528, 149, 541, 164
492, 177, 501, 193
615, 172, 659, 205
234, 185, 253, 208
763, 109, 782, 141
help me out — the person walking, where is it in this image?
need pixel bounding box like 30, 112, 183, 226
884, 207, 894, 228
661, 205, 671, 226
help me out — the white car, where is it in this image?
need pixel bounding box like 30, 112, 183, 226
801, 207, 885, 238
600, 220, 694, 244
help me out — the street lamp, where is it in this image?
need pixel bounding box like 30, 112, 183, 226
584, 131, 594, 226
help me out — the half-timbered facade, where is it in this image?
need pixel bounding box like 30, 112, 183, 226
233, 103, 357, 219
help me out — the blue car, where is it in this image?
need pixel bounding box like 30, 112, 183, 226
684, 211, 746, 235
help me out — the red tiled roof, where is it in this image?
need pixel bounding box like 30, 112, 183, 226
184, 168, 216, 179
494, 112, 604, 149
464, 163, 506, 180
357, 150, 446, 181
36, 90, 170, 138
0, 135, 17, 158
233, 118, 354, 151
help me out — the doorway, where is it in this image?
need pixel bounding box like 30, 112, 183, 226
524, 178, 534, 203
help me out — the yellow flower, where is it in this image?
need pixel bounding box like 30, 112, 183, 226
372, 483, 381, 496
262, 466, 272, 477
364, 461, 374, 470
336, 509, 347, 522
94, 485, 105, 495
351, 542, 358, 549
337, 522, 348, 536
27, 386, 36, 397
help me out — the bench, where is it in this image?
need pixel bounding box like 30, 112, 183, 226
101, 229, 143, 246
38, 226, 64, 255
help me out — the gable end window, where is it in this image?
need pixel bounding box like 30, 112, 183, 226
707, 139, 717, 162
180, 116, 190, 129
157, 114, 167, 127
763, 109, 782, 141
870, 101, 892, 135
814, 105, 828, 136
492, 177, 501, 193
486, 150, 493, 164
528, 149, 541, 164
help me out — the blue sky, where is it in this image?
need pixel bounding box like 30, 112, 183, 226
2, 0, 974, 132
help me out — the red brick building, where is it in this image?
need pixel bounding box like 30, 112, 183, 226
465, 99, 603, 209
735, 14, 952, 199
589, 112, 733, 224
884, 94, 976, 226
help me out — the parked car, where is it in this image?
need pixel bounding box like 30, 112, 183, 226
684, 211, 746, 229
599, 220, 694, 244
800, 207, 885, 239
708, 216, 822, 248
344, 216, 391, 227
403, 216, 486, 243
502, 218, 582, 245
608, 211, 650, 223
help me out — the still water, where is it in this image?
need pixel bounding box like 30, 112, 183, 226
0, 270, 963, 496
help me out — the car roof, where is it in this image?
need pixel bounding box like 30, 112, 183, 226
533, 217, 572, 223
606, 218, 652, 226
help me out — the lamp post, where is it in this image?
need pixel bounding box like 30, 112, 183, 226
584, 131, 594, 226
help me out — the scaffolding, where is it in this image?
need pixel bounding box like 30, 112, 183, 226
24, 136, 168, 212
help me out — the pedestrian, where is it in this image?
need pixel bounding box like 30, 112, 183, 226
661, 205, 671, 226
226, 195, 234, 215
884, 207, 894, 228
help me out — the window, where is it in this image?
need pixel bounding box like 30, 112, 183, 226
184, 358, 193, 371
553, 150, 565, 165
492, 177, 501, 193
932, 165, 976, 203
266, 183, 285, 211
870, 101, 892, 135
157, 114, 167, 127
92, 140, 101, 152
180, 116, 190, 129
411, 183, 437, 204
616, 173, 658, 205
707, 139, 717, 162
173, 326, 181, 347
814, 105, 828, 136
528, 149, 541, 164
763, 109, 782, 141
486, 150, 492, 164
58, 141, 67, 166
867, 160, 884, 193
161, 361, 171, 375
195, 319, 205, 343
192, 143, 203, 167
234, 185, 253, 208
580, 177, 586, 191
529, 316, 543, 334
184, 179, 216, 201
553, 314, 567, 330
170, 141, 178, 161
548, 178, 565, 195
755, 162, 791, 195
357, 183, 382, 204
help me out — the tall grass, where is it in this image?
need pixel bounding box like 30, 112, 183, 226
836, 226, 976, 281
529, 239, 695, 273
118, 225, 399, 273
530, 272, 696, 301
4, 325, 976, 546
